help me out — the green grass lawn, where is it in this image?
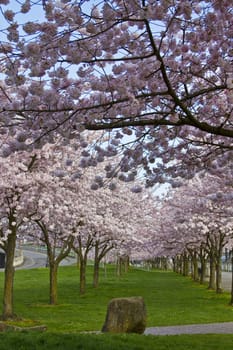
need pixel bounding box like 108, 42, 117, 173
0, 265, 232, 349
0, 333, 233, 350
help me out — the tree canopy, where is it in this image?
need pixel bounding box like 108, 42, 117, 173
0, 0, 232, 185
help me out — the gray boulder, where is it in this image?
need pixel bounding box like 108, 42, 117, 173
102, 296, 146, 334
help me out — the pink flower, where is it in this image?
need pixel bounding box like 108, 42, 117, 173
21, 0, 31, 13
4, 10, 14, 21
226, 75, 233, 89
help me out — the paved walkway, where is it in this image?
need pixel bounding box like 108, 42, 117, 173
144, 322, 233, 335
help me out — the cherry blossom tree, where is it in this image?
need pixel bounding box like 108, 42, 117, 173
151, 172, 233, 300
71, 177, 154, 293
0, 138, 96, 314
28, 185, 78, 305
92, 235, 116, 288
0, 0, 232, 187
0, 151, 41, 319
22, 139, 128, 301
1, 0, 233, 310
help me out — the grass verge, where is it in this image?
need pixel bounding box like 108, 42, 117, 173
0, 264, 232, 349
0, 333, 233, 350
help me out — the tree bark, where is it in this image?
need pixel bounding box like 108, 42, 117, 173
116, 256, 128, 276
72, 234, 95, 295
192, 258, 199, 282
49, 263, 58, 305
198, 245, 207, 284
215, 259, 222, 293
93, 259, 99, 288
188, 250, 199, 282
93, 243, 100, 288
93, 241, 114, 287
182, 252, 189, 276
178, 255, 182, 274
80, 258, 87, 295
172, 257, 177, 272
208, 255, 216, 290
116, 256, 122, 277
76, 254, 80, 268
199, 259, 207, 284
2, 230, 17, 320
124, 255, 130, 273
162, 257, 168, 270
35, 220, 74, 304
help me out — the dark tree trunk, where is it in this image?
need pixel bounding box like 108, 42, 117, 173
198, 245, 207, 284
80, 258, 87, 295
35, 220, 75, 304
93, 259, 100, 288
93, 242, 99, 288
178, 255, 182, 274
49, 263, 58, 305
76, 254, 80, 268
162, 257, 168, 270
208, 255, 216, 290
116, 256, 127, 276
215, 259, 222, 293
172, 258, 177, 272
182, 252, 189, 276
215, 242, 223, 294
72, 235, 94, 295
193, 260, 199, 282
189, 251, 199, 282
93, 242, 101, 288
116, 256, 122, 277
2, 230, 17, 320
92, 240, 114, 288
199, 259, 207, 284
124, 255, 129, 273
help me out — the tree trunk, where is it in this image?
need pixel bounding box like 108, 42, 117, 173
162, 257, 168, 270
35, 221, 75, 305
116, 256, 122, 277
49, 263, 58, 305
215, 242, 223, 293
182, 253, 189, 276
199, 259, 207, 284
198, 246, 207, 284
2, 230, 17, 320
191, 253, 199, 282
215, 260, 222, 293
93, 243, 100, 288
208, 255, 216, 290
124, 255, 129, 273
80, 258, 87, 295
93, 259, 100, 288
178, 255, 182, 274
76, 253, 80, 268
172, 258, 177, 272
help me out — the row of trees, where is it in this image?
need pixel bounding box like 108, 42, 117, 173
0, 138, 156, 319
0, 0, 233, 320
147, 169, 233, 304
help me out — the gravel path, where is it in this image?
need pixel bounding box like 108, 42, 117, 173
144, 322, 233, 335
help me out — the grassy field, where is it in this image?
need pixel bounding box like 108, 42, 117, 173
0, 264, 233, 349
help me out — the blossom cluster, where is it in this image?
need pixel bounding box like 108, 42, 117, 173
0, 0, 232, 188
